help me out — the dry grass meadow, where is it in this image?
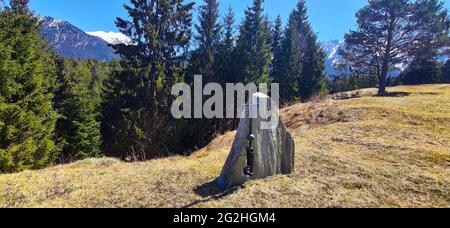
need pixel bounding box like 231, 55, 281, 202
0, 84, 449, 208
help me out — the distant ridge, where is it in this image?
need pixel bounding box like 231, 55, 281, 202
37, 15, 449, 65
40, 16, 118, 61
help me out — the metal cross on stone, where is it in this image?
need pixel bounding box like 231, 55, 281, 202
216, 93, 295, 191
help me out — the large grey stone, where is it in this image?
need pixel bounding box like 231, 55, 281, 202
216, 93, 295, 191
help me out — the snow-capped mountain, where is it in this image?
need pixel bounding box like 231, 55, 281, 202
40, 16, 118, 61
321, 40, 344, 77
321, 40, 341, 59
87, 31, 131, 45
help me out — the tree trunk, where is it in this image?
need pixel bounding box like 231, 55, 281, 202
379, 14, 395, 95
379, 63, 389, 95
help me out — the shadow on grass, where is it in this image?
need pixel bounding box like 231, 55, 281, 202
375, 92, 411, 97
416, 92, 443, 96
376, 91, 443, 98
182, 180, 239, 208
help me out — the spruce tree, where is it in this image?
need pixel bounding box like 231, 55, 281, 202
102, 0, 194, 160
282, 13, 301, 101
282, 0, 327, 101
0, 2, 59, 172
215, 6, 236, 132
195, 0, 221, 80
10, 0, 29, 14
55, 59, 102, 162
235, 0, 272, 84
216, 6, 236, 84
300, 30, 327, 100
271, 16, 283, 56
193, 0, 221, 138
271, 15, 290, 102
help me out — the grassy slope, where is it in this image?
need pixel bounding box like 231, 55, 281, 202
0, 84, 449, 208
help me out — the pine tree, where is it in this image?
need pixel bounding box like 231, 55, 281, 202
55, 59, 102, 162
102, 0, 194, 160
400, 0, 449, 85
235, 0, 272, 84
282, 0, 327, 101
341, 0, 449, 95
0, 2, 59, 172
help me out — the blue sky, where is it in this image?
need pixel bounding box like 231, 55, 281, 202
28, 0, 449, 42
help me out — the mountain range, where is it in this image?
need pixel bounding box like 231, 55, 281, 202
40, 16, 125, 61
41, 16, 346, 73
40, 16, 448, 76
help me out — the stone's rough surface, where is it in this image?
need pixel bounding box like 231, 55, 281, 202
217, 93, 295, 191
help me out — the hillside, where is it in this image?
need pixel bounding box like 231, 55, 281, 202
0, 84, 449, 208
